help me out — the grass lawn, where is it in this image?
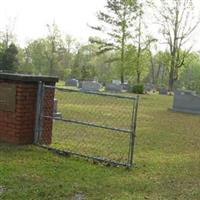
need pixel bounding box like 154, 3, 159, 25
50, 89, 136, 166
0, 92, 200, 199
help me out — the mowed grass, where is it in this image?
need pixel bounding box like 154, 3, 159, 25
0, 92, 200, 199
51, 89, 135, 164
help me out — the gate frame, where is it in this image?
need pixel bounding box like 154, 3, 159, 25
35, 84, 139, 168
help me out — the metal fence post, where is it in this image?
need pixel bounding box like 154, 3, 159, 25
128, 95, 139, 167
34, 81, 44, 144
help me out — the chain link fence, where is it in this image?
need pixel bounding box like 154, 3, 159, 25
39, 85, 139, 167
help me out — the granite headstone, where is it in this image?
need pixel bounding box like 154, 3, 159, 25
159, 87, 168, 95
172, 90, 200, 114
144, 83, 155, 93
65, 78, 79, 87
105, 83, 123, 92
81, 81, 102, 92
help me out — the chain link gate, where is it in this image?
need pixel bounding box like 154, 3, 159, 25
35, 82, 139, 168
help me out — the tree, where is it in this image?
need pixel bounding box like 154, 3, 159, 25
45, 22, 63, 75
146, 50, 171, 86
90, 0, 137, 83
134, 3, 144, 84
0, 19, 18, 72
64, 34, 77, 68
0, 18, 16, 49
177, 52, 200, 93
145, 36, 158, 85
0, 43, 18, 71
125, 43, 150, 84
71, 44, 97, 80
155, 0, 200, 91
20, 39, 50, 74
131, 2, 157, 84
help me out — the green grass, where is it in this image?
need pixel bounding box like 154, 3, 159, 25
1, 93, 200, 199
51, 90, 134, 164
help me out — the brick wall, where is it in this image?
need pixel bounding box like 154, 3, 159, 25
0, 80, 55, 145
40, 85, 55, 145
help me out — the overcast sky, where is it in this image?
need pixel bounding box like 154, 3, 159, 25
0, 0, 200, 51
0, 0, 106, 45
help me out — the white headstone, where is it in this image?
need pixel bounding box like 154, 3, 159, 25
112, 80, 121, 85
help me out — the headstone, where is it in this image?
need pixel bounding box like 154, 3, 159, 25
65, 78, 79, 87
159, 87, 168, 95
121, 83, 130, 91
93, 77, 98, 82
144, 83, 154, 93
53, 99, 62, 118
78, 81, 83, 89
112, 80, 121, 85
172, 90, 200, 114
81, 81, 102, 92
105, 83, 123, 92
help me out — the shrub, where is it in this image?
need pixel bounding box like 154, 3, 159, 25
131, 84, 144, 94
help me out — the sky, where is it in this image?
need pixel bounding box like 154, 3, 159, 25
0, 0, 200, 51
0, 0, 106, 46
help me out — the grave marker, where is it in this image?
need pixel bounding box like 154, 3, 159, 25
172, 90, 200, 114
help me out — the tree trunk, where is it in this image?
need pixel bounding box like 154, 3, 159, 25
168, 56, 176, 91
120, 44, 125, 84
120, 7, 126, 84
49, 59, 53, 75
156, 63, 162, 85
136, 71, 141, 84
121, 72, 124, 84
168, 69, 174, 92
135, 8, 142, 85
150, 53, 155, 84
